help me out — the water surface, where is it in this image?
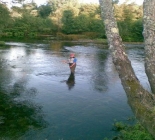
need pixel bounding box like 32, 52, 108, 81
0, 42, 149, 140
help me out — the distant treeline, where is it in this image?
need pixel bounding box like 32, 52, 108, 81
0, 0, 143, 42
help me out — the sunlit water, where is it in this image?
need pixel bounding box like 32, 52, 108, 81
0, 42, 149, 140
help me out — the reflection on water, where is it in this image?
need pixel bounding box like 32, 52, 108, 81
66, 73, 75, 90
0, 42, 149, 140
0, 88, 46, 140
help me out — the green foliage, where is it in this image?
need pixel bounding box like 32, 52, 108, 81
0, 3, 11, 30
14, 32, 24, 38
113, 122, 126, 131
130, 18, 143, 42
0, 0, 143, 42
88, 19, 105, 38
48, 0, 67, 12
3, 13, 57, 38
5, 32, 13, 37
38, 4, 52, 18
123, 6, 134, 22
118, 18, 143, 42
61, 10, 75, 34
61, 9, 105, 38
0, 41, 5, 45
79, 4, 99, 17
110, 122, 154, 140
114, 3, 143, 42
48, 0, 79, 12
72, 14, 90, 33
28, 32, 37, 38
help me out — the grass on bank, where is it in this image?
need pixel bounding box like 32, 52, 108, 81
104, 122, 154, 140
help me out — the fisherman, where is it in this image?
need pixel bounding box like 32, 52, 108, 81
68, 53, 77, 74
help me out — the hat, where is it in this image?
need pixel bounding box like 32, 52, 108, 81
70, 53, 75, 57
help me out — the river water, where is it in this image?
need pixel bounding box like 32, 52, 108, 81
0, 42, 149, 140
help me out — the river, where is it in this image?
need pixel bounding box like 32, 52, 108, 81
0, 41, 149, 140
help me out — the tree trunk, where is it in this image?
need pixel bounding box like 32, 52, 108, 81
99, 0, 138, 82
143, 0, 155, 93
99, 0, 155, 138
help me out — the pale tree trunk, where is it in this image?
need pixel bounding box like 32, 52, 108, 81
143, 0, 155, 93
99, 0, 155, 138
99, 0, 138, 82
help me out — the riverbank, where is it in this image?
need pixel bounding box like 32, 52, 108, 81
1, 38, 144, 46
106, 121, 154, 140
49, 39, 144, 45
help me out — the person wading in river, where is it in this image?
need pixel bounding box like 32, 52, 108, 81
68, 53, 77, 74
62, 53, 77, 74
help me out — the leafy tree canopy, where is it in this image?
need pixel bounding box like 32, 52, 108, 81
0, 3, 10, 30
38, 4, 52, 18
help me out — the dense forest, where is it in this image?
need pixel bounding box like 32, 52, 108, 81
0, 0, 143, 42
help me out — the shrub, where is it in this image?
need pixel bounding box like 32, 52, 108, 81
110, 122, 154, 140
0, 41, 5, 45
